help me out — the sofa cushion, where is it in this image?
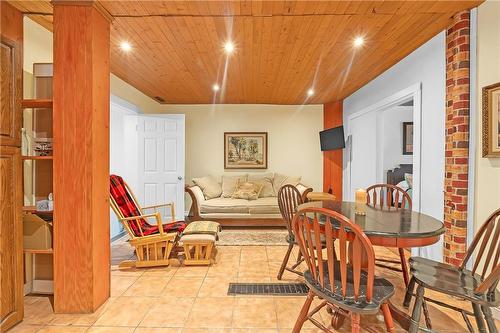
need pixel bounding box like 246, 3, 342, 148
247, 197, 280, 214
231, 181, 263, 200
192, 176, 222, 199
200, 198, 250, 214
273, 173, 302, 195
248, 173, 275, 198
221, 174, 247, 198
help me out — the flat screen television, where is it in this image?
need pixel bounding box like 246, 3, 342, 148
320, 125, 345, 151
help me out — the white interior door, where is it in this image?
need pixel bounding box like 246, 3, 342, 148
137, 115, 185, 221
348, 111, 378, 200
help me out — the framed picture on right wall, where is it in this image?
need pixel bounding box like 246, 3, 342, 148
402, 122, 413, 155
482, 82, 500, 157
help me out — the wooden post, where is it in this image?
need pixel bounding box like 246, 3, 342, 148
323, 101, 343, 199
53, 1, 111, 313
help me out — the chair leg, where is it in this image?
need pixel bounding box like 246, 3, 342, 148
292, 291, 314, 333
381, 303, 395, 333
296, 249, 303, 263
409, 284, 425, 333
403, 276, 416, 308
481, 305, 498, 333
290, 248, 304, 271
398, 247, 409, 286
351, 313, 361, 333
473, 302, 488, 333
422, 299, 432, 329
277, 243, 294, 280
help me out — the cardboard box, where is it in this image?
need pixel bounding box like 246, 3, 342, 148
23, 214, 53, 250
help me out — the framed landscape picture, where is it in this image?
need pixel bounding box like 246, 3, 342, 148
402, 122, 413, 155
224, 132, 268, 169
482, 82, 500, 157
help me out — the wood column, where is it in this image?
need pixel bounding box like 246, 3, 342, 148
53, 1, 111, 313
323, 101, 343, 199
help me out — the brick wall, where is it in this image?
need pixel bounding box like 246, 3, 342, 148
444, 11, 470, 266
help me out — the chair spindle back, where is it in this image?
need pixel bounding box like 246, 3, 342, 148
293, 207, 376, 302
278, 184, 304, 238
366, 184, 412, 210
461, 209, 500, 294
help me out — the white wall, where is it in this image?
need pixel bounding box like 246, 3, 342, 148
23, 17, 53, 74
344, 32, 446, 261
380, 106, 413, 182
150, 104, 324, 193
474, 1, 500, 231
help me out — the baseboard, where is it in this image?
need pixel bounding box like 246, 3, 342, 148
111, 230, 126, 243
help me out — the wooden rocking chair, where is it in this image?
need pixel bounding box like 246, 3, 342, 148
109, 175, 186, 268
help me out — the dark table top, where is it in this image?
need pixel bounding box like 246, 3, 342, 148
297, 201, 445, 239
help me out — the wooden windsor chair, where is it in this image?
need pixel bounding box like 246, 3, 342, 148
276, 184, 307, 279
292, 207, 396, 333
366, 184, 413, 286
404, 208, 500, 333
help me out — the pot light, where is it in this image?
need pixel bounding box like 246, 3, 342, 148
353, 36, 364, 47
213, 84, 220, 92
307, 88, 314, 97
120, 41, 132, 52
224, 41, 235, 54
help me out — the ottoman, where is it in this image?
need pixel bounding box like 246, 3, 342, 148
181, 233, 217, 266
181, 221, 220, 266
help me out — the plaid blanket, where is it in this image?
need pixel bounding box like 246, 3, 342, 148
110, 175, 186, 236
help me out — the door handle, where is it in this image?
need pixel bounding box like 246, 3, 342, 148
178, 176, 183, 180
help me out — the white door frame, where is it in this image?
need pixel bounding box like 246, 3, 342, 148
345, 83, 422, 212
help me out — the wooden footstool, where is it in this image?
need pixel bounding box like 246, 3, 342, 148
181, 233, 216, 266
181, 220, 220, 266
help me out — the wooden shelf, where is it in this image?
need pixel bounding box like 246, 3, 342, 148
21, 99, 53, 109
23, 249, 53, 254
22, 206, 53, 214
22, 155, 53, 160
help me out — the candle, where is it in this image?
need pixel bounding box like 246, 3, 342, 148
355, 188, 367, 215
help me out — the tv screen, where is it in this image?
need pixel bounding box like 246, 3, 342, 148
320, 126, 345, 151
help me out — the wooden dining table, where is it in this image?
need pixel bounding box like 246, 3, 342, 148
297, 200, 446, 330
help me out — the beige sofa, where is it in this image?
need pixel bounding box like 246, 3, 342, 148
185, 173, 312, 227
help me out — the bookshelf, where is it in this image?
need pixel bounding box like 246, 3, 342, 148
22, 63, 54, 295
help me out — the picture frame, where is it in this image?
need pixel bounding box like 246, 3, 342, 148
482, 82, 500, 157
402, 122, 413, 155
224, 132, 268, 169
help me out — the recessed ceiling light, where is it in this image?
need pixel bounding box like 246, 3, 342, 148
213, 84, 220, 92
224, 41, 235, 54
353, 36, 364, 47
307, 88, 314, 97
120, 41, 132, 52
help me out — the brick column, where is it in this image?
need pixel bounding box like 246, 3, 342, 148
444, 11, 470, 266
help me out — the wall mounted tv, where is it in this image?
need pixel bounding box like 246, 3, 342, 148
320, 125, 345, 151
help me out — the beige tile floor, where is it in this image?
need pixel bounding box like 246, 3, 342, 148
10, 241, 493, 333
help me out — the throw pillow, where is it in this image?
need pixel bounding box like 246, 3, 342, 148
221, 174, 248, 198
231, 181, 263, 200
248, 173, 275, 197
404, 173, 413, 189
273, 173, 302, 195
192, 176, 222, 199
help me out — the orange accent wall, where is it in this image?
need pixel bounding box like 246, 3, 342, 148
323, 101, 343, 199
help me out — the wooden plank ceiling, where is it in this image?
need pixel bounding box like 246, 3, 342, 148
9, 1, 481, 104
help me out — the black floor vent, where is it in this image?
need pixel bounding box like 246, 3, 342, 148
228, 283, 309, 296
